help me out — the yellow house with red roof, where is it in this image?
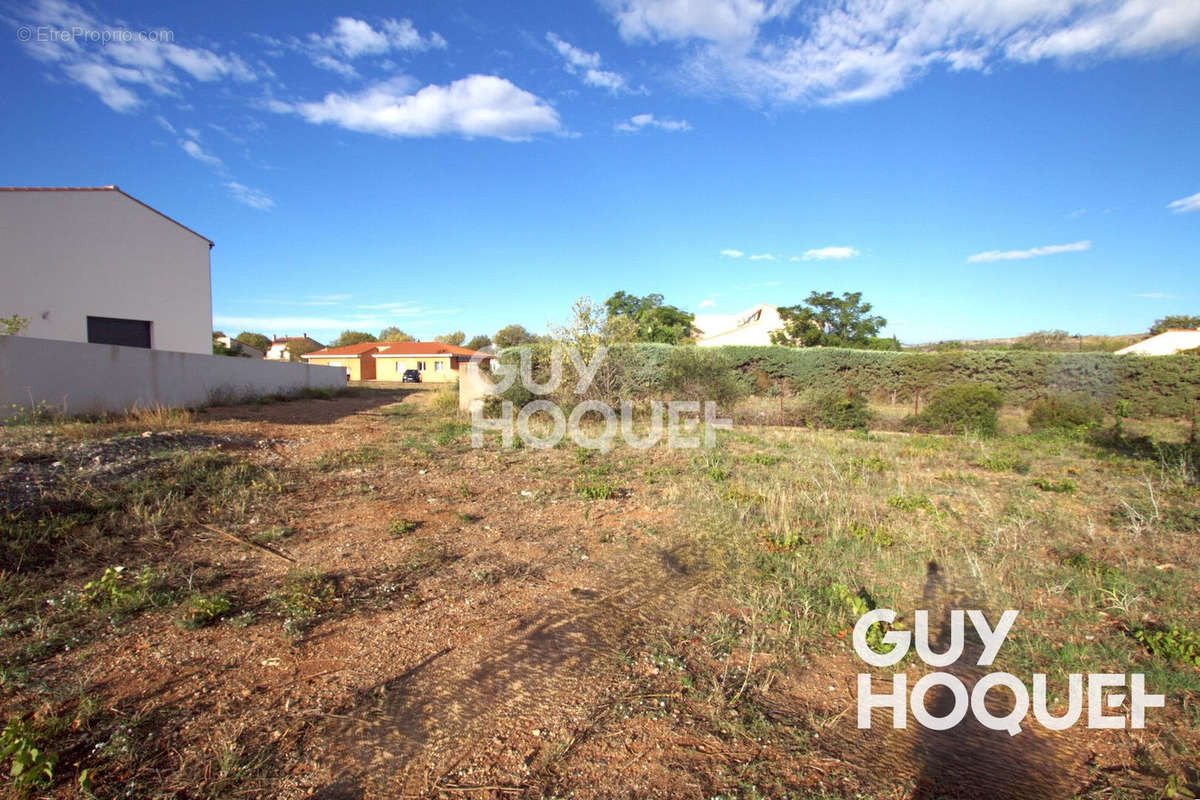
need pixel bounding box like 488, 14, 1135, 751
300, 341, 493, 383
297, 341, 379, 380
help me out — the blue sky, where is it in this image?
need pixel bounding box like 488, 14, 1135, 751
3, 0, 1198, 344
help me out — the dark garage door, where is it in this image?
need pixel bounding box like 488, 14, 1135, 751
86, 316, 152, 349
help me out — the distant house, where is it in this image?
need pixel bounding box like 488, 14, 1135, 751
302, 341, 493, 383
373, 342, 495, 382
302, 341, 493, 382
0, 185, 213, 353
213, 335, 264, 358
1115, 330, 1200, 356
299, 341, 380, 380
694, 303, 785, 347
265, 335, 323, 362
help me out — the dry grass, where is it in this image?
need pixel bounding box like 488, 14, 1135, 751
1, 389, 1196, 798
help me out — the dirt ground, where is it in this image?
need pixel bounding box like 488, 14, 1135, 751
1, 388, 1196, 799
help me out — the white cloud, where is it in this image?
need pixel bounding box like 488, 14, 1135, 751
615, 112, 692, 132
275, 75, 562, 141
584, 69, 628, 91
225, 181, 275, 210
179, 138, 224, 169
966, 240, 1091, 263
720, 248, 745, 258
1167, 191, 1200, 213
546, 32, 628, 93
801, 246, 859, 261
353, 301, 462, 316
18, 0, 254, 112
698, 298, 717, 309
213, 315, 391, 333
604, 0, 1200, 105
1133, 292, 1175, 299
603, 0, 785, 45
312, 16, 445, 58
61, 62, 142, 111
748, 252, 776, 260
311, 54, 359, 78
546, 32, 602, 70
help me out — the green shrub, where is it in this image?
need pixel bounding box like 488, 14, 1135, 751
708, 345, 1200, 417
387, 517, 419, 537
887, 493, 934, 512
658, 346, 745, 411
1027, 392, 1104, 432
1031, 477, 1078, 494
494, 343, 1200, 417
797, 389, 871, 431
909, 383, 1002, 435
0, 717, 55, 792
572, 475, 616, 499
1133, 626, 1200, 666
179, 594, 232, 629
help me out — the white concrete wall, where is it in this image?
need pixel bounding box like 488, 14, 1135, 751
0, 189, 213, 354
0, 335, 346, 419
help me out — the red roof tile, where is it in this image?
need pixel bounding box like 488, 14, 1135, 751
301, 342, 383, 358
371, 342, 494, 359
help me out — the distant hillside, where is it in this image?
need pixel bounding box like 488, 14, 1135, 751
907, 331, 1148, 353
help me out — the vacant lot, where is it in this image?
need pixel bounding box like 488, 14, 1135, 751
1, 388, 1197, 798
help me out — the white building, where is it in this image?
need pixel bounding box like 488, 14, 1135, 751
694, 303, 785, 347
265, 335, 323, 361
0, 186, 213, 354
1115, 329, 1200, 356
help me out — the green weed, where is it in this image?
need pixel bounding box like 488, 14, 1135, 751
0, 717, 55, 793
1134, 626, 1200, 667
1032, 477, 1077, 494
388, 517, 420, 537
179, 594, 233, 630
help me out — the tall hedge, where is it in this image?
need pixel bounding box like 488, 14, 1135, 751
711, 345, 1200, 417
495, 344, 1200, 417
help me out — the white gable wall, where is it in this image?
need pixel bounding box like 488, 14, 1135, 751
0, 189, 212, 354
695, 303, 784, 347
1115, 330, 1200, 356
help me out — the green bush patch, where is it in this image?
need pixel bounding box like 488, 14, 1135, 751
1028, 392, 1105, 433
1133, 626, 1200, 667
1032, 477, 1078, 494
907, 383, 1002, 436
179, 594, 233, 630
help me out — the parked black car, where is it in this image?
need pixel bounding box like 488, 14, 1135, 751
401, 369, 421, 383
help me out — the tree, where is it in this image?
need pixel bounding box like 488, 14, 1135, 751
379, 327, 415, 342
329, 330, 377, 348
771, 291, 886, 348
213, 339, 249, 357
553, 297, 615, 353
286, 339, 322, 359
236, 331, 270, 352
465, 334, 492, 351
493, 324, 536, 348
435, 331, 465, 346
1150, 315, 1200, 334
603, 291, 695, 344
212, 330, 226, 338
